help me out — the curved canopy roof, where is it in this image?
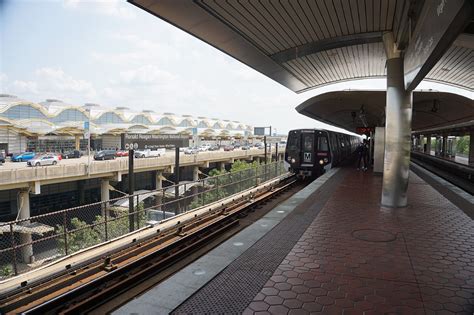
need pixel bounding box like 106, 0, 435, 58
296, 90, 474, 132
131, 0, 473, 92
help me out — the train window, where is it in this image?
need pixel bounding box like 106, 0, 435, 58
318, 137, 328, 151
339, 135, 345, 147
288, 134, 299, 151
303, 135, 313, 151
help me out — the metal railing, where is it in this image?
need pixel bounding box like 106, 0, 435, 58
0, 161, 287, 280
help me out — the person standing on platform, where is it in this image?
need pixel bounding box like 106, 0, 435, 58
356, 141, 368, 171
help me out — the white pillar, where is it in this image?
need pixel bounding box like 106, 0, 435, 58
100, 179, 110, 216
381, 33, 413, 208
155, 171, 163, 190
426, 135, 431, 154
192, 166, 199, 203
193, 166, 199, 181
373, 127, 385, 174
18, 190, 33, 263
155, 171, 163, 210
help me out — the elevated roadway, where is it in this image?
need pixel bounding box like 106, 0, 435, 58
0, 148, 280, 191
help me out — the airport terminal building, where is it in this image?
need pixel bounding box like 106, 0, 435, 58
0, 94, 254, 154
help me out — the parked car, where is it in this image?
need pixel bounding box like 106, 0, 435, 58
0, 152, 5, 165
233, 143, 241, 148
94, 150, 116, 160
241, 145, 250, 150
184, 147, 199, 155
11, 152, 36, 162
184, 147, 200, 154
27, 154, 59, 167
61, 150, 82, 159
134, 149, 165, 158
208, 145, 220, 151
115, 150, 129, 157
223, 145, 235, 151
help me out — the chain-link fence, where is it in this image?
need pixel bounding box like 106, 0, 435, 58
0, 161, 287, 280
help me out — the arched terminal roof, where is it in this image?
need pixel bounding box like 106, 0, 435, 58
130, 0, 473, 92
296, 90, 474, 132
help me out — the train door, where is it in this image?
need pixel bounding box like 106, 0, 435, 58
317, 133, 331, 169
301, 132, 315, 166
330, 133, 339, 164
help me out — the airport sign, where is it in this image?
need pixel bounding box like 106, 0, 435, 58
122, 133, 189, 150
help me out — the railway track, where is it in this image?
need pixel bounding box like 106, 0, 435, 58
410, 152, 473, 194
0, 174, 303, 314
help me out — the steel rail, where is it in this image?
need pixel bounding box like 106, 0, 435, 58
0, 175, 297, 314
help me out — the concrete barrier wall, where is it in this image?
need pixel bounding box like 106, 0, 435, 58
0, 149, 284, 188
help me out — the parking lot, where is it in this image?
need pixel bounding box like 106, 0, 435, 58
0, 146, 278, 170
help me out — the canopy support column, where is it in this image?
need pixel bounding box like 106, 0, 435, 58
381, 33, 413, 208
19, 190, 34, 263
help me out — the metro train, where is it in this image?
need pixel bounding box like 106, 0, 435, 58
285, 129, 360, 177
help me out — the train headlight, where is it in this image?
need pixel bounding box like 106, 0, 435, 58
291, 158, 296, 163
323, 158, 328, 163
319, 159, 324, 165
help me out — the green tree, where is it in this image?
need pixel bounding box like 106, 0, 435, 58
56, 203, 147, 255
456, 136, 470, 155
56, 217, 101, 255
189, 160, 265, 210
0, 265, 13, 279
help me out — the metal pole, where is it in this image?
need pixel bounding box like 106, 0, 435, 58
86, 108, 91, 176
10, 223, 18, 275
63, 212, 68, 256
128, 149, 135, 232
184, 183, 187, 212
275, 144, 278, 176
201, 180, 205, 207
264, 136, 267, 165
216, 176, 220, 202
104, 213, 108, 241
174, 147, 180, 214
136, 194, 140, 228
238, 170, 242, 193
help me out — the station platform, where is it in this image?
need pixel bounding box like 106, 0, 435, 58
115, 166, 474, 315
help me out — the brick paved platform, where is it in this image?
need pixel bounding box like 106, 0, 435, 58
242, 169, 474, 315
171, 168, 474, 314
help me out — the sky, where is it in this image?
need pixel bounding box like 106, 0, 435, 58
0, 0, 472, 134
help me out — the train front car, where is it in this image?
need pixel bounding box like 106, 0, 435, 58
285, 129, 331, 178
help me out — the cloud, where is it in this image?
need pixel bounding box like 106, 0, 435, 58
12, 80, 38, 94
35, 67, 96, 97
115, 65, 178, 85
90, 33, 182, 67
4, 67, 97, 103
63, 0, 136, 19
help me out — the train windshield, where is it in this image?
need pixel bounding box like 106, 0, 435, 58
318, 136, 329, 151
303, 135, 313, 151
288, 134, 299, 151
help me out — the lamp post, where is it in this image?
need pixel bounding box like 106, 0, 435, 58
85, 108, 91, 176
